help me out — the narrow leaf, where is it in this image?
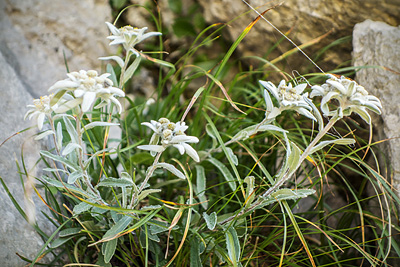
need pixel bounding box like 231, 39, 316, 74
62, 143, 82, 156
309, 138, 355, 154
34, 130, 54, 140
50, 236, 74, 248
225, 147, 238, 166
40, 150, 78, 171
103, 238, 118, 264
102, 216, 133, 241
56, 121, 63, 150
156, 162, 185, 179
99, 56, 124, 68
203, 212, 217, 230
97, 177, 134, 188
287, 142, 301, 174
207, 157, 236, 192
138, 189, 162, 201
59, 228, 81, 237
190, 237, 203, 267
122, 56, 141, 85
63, 116, 79, 144
195, 165, 206, 197
225, 226, 240, 266
258, 188, 316, 208
84, 122, 119, 131
106, 64, 118, 87
73, 202, 92, 214
67, 170, 83, 184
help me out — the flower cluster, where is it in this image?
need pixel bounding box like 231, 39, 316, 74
49, 70, 125, 113
260, 80, 315, 121
310, 74, 382, 123
138, 118, 200, 162
24, 94, 55, 130
105, 22, 162, 55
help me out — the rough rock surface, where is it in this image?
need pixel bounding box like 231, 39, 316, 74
197, 0, 400, 70
0, 0, 111, 265
0, 0, 112, 97
0, 51, 47, 266
353, 20, 400, 196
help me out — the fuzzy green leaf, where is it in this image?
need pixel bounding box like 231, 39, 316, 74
34, 130, 54, 141
50, 236, 74, 248
225, 226, 240, 266
84, 122, 119, 131
73, 202, 92, 214
62, 143, 82, 156
190, 236, 203, 267
63, 116, 79, 144
67, 170, 83, 184
226, 147, 238, 166
156, 162, 185, 179
137, 189, 162, 201
287, 142, 301, 174
258, 188, 316, 208
203, 212, 217, 230
106, 64, 118, 86
122, 56, 141, 85
56, 121, 63, 150
40, 151, 78, 171
103, 238, 118, 264
59, 227, 81, 237
102, 216, 133, 241
309, 138, 355, 154
97, 177, 134, 188
195, 165, 206, 197
207, 157, 236, 192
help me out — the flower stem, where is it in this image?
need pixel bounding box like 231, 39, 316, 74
75, 111, 97, 194
220, 114, 340, 225
129, 151, 162, 208
119, 50, 132, 89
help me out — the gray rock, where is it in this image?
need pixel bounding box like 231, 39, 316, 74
0, 0, 112, 265
0, 0, 112, 97
0, 50, 48, 266
197, 0, 400, 69
353, 20, 400, 197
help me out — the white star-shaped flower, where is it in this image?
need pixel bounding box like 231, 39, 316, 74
105, 22, 162, 55
259, 80, 316, 121
138, 118, 200, 162
48, 70, 125, 113
311, 74, 382, 123
24, 94, 56, 130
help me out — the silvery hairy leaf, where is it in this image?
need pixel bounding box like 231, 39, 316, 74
156, 162, 185, 179
203, 212, 217, 230
309, 138, 355, 154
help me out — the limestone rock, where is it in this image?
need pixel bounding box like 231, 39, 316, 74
197, 0, 400, 70
0, 0, 112, 265
0, 50, 49, 266
353, 20, 400, 197
0, 0, 112, 97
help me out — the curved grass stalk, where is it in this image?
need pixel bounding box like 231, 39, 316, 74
164, 162, 193, 267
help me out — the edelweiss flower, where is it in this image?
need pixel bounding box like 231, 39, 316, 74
259, 80, 316, 120
25, 94, 55, 130
138, 118, 200, 162
310, 74, 382, 124
48, 70, 125, 113
105, 22, 162, 54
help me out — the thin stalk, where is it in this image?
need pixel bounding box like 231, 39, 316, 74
129, 151, 162, 208
261, 114, 340, 198
48, 116, 68, 172
221, 114, 340, 225
119, 50, 132, 89
75, 111, 97, 195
